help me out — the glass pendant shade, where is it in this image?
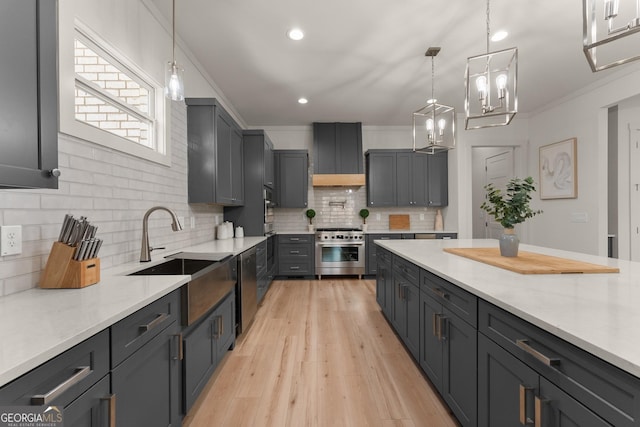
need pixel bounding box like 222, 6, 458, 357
583, 0, 640, 71
165, 60, 184, 101
165, 0, 185, 101
465, 47, 518, 129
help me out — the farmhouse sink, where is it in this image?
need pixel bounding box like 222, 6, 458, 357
127, 258, 216, 276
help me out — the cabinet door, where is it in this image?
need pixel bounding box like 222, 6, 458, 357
264, 137, 274, 188
64, 375, 112, 427
391, 276, 406, 336
112, 321, 182, 427
420, 292, 444, 392
538, 377, 612, 427
276, 151, 308, 208
403, 283, 421, 361
216, 111, 233, 204
427, 151, 448, 206
376, 255, 391, 313
395, 152, 413, 206
230, 126, 244, 204
336, 123, 363, 174
366, 152, 396, 206
184, 315, 216, 412
0, 0, 58, 189
214, 292, 236, 363
442, 311, 477, 427
478, 334, 539, 427
187, 105, 216, 203
313, 122, 337, 174
411, 153, 429, 206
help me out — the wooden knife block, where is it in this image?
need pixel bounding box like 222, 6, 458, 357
40, 242, 101, 289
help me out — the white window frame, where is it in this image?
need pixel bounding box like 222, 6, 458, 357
59, 19, 171, 166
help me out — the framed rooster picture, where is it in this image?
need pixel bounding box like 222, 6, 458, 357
539, 138, 577, 199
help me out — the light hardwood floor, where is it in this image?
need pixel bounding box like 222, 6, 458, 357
183, 279, 459, 427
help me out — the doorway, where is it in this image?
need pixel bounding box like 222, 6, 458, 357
471, 147, 515, 238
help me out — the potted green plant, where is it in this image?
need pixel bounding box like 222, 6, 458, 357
359, 208, 370, 231
305, 209, 316, 231
480, 176, 542, 257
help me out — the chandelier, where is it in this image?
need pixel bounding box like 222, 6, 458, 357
583, 0, 640, 71
464, 0, 518, 130
412, 47, 456, 154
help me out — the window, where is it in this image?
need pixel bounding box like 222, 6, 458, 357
59, 20, 170, 165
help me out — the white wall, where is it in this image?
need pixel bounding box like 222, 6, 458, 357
528, 64, 640, 256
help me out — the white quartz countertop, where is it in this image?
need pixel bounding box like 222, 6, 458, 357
366, 229, 458, 234
376, 238, 640, 378
0, 237, 265, 388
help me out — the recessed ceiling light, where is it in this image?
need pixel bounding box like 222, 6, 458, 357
287, 28, 304, 41
491, 30, 508, 42
298, 97, 308, 104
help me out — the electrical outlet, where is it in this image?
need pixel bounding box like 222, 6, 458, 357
178, 216, 185, 228
190, 217, 196, 229
376, 213, 381, 220
420, 213, 425, 220
1, 225, 22, 256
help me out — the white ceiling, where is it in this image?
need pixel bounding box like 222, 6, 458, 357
151, 0, 635, 126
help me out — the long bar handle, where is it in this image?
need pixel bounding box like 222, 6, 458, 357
431, 287, 449, 300
139, 312, 169, 332
31, 366, 91, 405
535, 396, 547, 427
516, 339, 561, 367
101, 394, 116, 427
172, 333, 183, 361
519, 384, 534, 425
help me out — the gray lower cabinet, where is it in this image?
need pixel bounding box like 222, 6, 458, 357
274, 150, 308, 208
479, 300, 640, 427
186, 98, 244, 206
110, 290, 182, 427
390, 256, 420, 360
0, 0, 58, 189
183, 290, 236, 413
375, 247, 393, 317
420, 270, 477, 427
277, 234, 314, 276
256, 240, 269, 302
366, 234, 402, 275
0, 330, 111, 426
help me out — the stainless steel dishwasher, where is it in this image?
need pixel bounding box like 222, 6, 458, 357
238, 247, 257, 335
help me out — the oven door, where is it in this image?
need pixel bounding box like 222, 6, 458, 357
315, 242, 365, 277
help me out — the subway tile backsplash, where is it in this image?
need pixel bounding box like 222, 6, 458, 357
0, 105, 222, 297
274, 186, 440, 232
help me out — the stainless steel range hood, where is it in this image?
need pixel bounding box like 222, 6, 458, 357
312, 173, 366, 187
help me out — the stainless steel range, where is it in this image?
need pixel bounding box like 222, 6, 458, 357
315, 228, 365, 279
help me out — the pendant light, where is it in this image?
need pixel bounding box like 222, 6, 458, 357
165, 0, 184, 101
583, 0, 640, 72
464, 0, 517, 130
413, 47, 456, 154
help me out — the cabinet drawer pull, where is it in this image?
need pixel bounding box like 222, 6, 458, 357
519, 384, 534, 425
289, 250, 300, 254
534, 396, 546, 427
289, 237, 300, 241
290, 266, 300, 270
431, 287, 449, 299
101, 394, 116, 427
31, 366, 92, 405
139, 312, 169, 332
172, 333, 183, 361
516, 339, 560, 367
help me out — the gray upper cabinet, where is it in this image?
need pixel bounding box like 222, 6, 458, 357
186, 98, 244, 206
313, 122, 363, 174
366, 151, 397, 207
274, 150, 308, 208
367, 149, 448, 207
0, 0, 58, 189
263, 134, 275, 188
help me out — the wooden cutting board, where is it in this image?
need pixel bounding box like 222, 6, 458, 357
443, 247, 620, 274
389, 214, 410, 230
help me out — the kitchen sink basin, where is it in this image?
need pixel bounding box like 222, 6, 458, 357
128, 258, 217, 276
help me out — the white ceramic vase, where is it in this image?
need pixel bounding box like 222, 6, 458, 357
499, 228, 519, 257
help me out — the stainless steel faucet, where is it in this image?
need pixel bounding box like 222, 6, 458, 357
140, 206, 183, 262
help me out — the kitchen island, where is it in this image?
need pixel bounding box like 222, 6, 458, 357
376, 238, 640, 427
